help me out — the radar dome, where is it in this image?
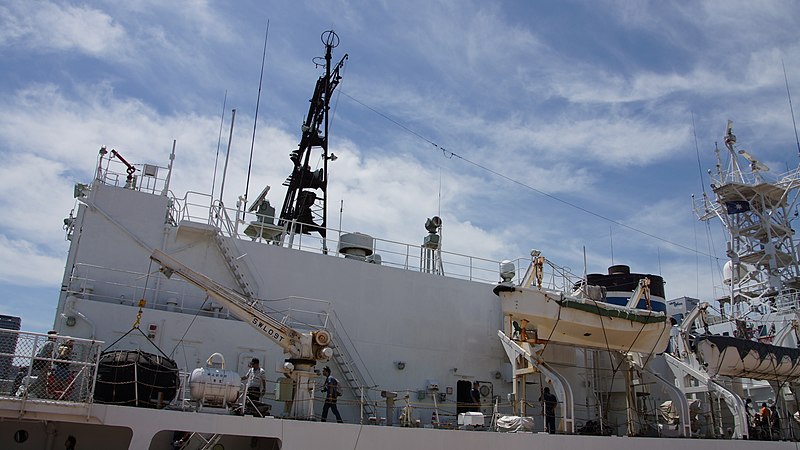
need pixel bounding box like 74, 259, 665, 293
723, 261, 755, 284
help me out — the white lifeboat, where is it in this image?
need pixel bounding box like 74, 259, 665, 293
695, 335, 800, 380
495, 284, 670, 353
494, 256, 669, 354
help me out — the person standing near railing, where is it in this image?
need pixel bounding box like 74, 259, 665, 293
49, 339, 74, 399
540, 387, 558, 433
23, 331, 58, 397
242, 358, 267, 402
770, 405, 781, 440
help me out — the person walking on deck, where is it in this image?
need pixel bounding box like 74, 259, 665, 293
321, 366, 343, 423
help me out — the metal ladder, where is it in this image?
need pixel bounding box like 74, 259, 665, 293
329, 313, 377, 421
626, 353, 691, 437
178, 432, 222, 450
213, 228, 257, 299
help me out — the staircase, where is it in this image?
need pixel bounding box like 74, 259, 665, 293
213, 228, 257, 299
329, 312, 377, 421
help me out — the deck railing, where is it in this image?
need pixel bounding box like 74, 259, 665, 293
166, 190, 508, 285
65, 263, 331, 332
0, 330, 103, 406
92, 156, 528, 286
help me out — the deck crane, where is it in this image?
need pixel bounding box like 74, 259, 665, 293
150, 249, 333, 419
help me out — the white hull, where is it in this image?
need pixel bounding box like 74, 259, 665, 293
0, 398, 796, 450
498, 285, 670, 354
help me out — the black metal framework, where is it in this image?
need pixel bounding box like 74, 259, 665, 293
279, 30, 347, 243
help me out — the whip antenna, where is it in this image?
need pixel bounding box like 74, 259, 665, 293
244, 20, 270, 217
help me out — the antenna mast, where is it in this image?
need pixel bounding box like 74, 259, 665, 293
244, 20, 270, 217
695, 121, 800, 314
279, 30, 348, 250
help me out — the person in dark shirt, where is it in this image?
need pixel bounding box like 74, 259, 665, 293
321, 366, 343, 423
470, 381, 481, 412
539, 387, 558, 433
770, 405, 781, 439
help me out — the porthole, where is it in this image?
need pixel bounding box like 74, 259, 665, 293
14, 430, 29, 443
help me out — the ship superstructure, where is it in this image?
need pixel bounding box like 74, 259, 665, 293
696, 120, 800, 313
2, 34, 800, 449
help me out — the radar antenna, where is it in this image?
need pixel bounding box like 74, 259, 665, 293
737, 149, 770, 173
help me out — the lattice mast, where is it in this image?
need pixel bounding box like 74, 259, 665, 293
695, 121, 800, 309
279, 30, 347, 248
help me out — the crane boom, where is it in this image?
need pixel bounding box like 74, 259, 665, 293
150, 249, 331, 361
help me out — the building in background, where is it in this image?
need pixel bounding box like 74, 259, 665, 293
666, 296, 700, 324
0, 315, 21, 381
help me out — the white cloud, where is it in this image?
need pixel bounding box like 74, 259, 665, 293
0, 82, 185, 166
0, 1, 127, 57
0, 0, 798, 330
0, 153, 75, 244
0, 235, 65, 287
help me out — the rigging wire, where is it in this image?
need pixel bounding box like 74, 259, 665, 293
170, 295, 211, 359
782, 60, 800, 159
340, 90, 719, 261
692, 111, 706, 196
693, 213, 700, 298
329, 58, 347, 136
690, 112, 712, 297
704, 219, 721, 304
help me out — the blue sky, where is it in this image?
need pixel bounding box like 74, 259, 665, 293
1, 0, 799, 333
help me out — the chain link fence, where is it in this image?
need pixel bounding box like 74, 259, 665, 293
0, 330, 103, 404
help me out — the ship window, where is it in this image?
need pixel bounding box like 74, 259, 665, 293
14, 430, 29, 443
